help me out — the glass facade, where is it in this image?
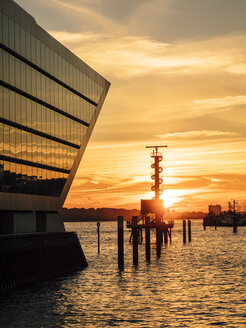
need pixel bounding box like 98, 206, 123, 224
0, 2, 109, 199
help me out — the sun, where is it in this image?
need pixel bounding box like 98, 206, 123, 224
160, 190, 180, 208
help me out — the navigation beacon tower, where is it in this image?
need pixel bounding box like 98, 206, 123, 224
147, 145, 167, 200
140, 145, 167, 222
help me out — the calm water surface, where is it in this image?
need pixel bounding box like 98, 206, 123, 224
0, 221, 245, 327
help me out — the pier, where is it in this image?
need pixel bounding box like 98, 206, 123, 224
127, 218, 174, 258
126, 219, 174, 243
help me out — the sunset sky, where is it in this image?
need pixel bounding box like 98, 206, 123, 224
16, 0, 246, 212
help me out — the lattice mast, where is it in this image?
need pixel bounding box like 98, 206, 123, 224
146, 145, 167, 200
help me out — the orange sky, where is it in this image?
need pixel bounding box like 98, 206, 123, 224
16, 0, 246, 212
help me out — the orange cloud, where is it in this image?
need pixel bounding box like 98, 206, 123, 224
156, 130, 239, 139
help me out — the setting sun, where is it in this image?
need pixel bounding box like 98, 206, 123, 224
161, 190, 179, 208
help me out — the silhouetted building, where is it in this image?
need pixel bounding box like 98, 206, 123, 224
0, 0, 110, 233
208, 205, 221, 216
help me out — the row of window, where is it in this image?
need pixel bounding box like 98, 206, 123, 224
0, 161, 67, 197
0, 86, 88, 146
1, 49, 96, 124
0, 123, 78, 170
0, 12, 103, 103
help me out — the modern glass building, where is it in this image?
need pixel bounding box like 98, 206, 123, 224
0, 0, 110, 233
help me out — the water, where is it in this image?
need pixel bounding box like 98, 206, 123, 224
0, 221, 245, 327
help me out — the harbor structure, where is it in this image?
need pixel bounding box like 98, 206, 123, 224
141, 145, 167, 221
0, 0, 110, 290
127, 146, 174, 260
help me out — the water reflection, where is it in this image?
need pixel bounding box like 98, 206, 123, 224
0, 222, 245, 328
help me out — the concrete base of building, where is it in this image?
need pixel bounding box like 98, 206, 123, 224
0, 211, 65, 234
0, 231, 88, 292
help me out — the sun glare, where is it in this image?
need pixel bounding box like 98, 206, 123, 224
161, 190, 180, 208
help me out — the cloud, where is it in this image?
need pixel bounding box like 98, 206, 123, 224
127, 0, 246, 42
65, 175, 151, 209
68, 174, 150, 195
166, 173, 246, 191
156, 130, 239, 140
70, 177, 111, 191
18, 0, 246, 43
48, 29, 246, 84
192, 96, 246, 110
65, 172, 246, 210
52, 0, 121, 33
163, 173, 246, 211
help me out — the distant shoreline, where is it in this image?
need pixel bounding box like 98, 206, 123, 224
61, 207, 206, 222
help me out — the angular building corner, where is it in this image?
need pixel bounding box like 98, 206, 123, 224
0, 0, 110, 290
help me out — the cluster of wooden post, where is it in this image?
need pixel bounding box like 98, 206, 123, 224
98, 217, 239, 271
117, 216, 173, 269
97, 218, 192, 270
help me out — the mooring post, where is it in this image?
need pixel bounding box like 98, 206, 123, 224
140, 229, 143, 243
164, 229, 168, 244
156, 227, 161, 257
117, 216, 124, 270
160, 230, 163, 245
188, 219, 191, 242
145, 216, 150, 261
203, 218, 206, 230
183, 220, 186, 243
233, 217, 237, 233
132, 216, 138, 265
169, 228, 172, 242
97, 222, 100, 254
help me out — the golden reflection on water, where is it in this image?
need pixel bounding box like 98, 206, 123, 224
0, 221, 245, 328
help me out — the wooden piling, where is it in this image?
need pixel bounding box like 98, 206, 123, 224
160, 230, 163, 245
168, 228, 172, 243
132, 216, 138, 265
203, 219, 206, 230
145, 216, 150, 261
183, 220, 186, 243
164, 229, 168, 244
97, 222, 100, 254
140, 229, 143, 243
117, 216, 124, 270
156, 227, 161, 257
233, 217, 237, 233
188, 219, 191, 242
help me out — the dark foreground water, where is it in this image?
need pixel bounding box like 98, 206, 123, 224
0, 221, 245, 328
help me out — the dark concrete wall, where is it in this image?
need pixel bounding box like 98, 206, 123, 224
0, 232, 87, 292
